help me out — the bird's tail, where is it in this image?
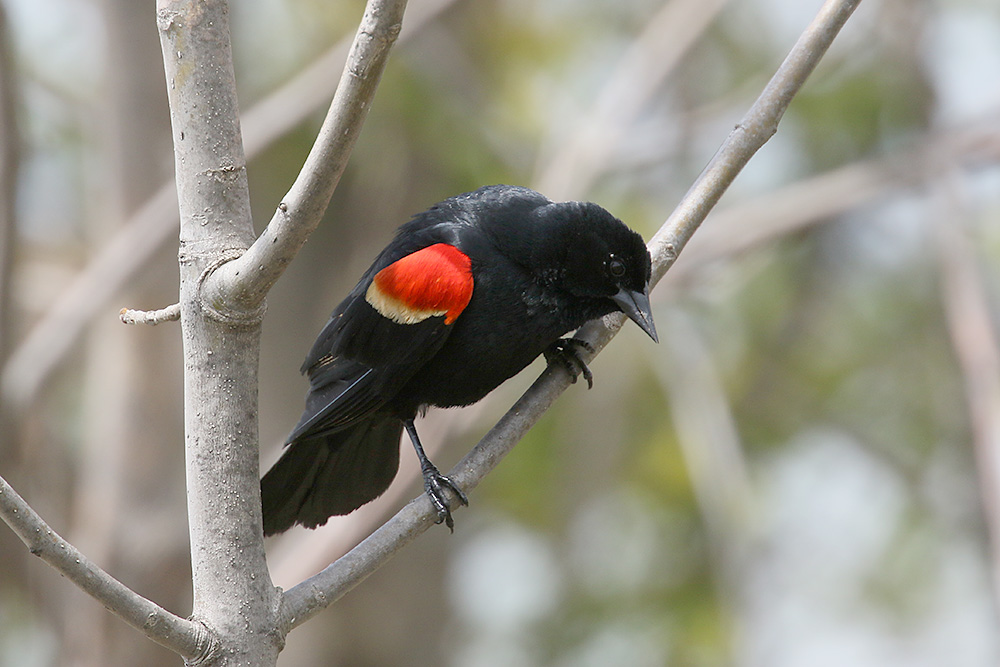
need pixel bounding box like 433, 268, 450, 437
260, 414, 403, 536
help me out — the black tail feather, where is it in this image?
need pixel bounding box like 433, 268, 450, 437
261, 414, 403, 536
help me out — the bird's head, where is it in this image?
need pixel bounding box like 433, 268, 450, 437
531, 200, 658, 343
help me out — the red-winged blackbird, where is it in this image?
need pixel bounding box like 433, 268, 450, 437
261, 185, 657, 535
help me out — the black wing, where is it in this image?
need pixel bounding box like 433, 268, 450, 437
288, 312, 454, 442
290, 220, 477, 442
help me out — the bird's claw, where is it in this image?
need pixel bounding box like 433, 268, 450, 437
544, 337, 595, 389
422, 465, 469, 532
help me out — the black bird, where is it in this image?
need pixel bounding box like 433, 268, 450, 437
261, 185, 657, 535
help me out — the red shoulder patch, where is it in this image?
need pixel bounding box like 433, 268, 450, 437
365, 244, 474, 325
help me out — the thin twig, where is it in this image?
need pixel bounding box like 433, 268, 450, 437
204, 0, 409, 311
0, 474, 212, 661
278, 0, 865, 629
119, 303, 181, 326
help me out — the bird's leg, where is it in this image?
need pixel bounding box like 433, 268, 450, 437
543, 337, 595, 389
404, 419, 469, 531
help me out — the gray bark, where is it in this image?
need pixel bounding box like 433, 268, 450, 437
157, 1, 278, 663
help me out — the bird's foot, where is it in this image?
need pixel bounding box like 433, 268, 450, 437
544, 337, 595, 389
421, 463, 469, 532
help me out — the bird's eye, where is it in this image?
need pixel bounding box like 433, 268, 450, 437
608, 257, 626, 278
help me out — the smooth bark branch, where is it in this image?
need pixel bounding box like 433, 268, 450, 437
0, 475, 211, 661
272, 111, 1000, 589
204, 0, 409, 311
158, 0, 279, 664
5, 0, 416, 662
279, 0, 864, 627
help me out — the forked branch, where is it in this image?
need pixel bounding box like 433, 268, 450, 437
204, 0, 410, 311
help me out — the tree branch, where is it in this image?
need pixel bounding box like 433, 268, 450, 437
3, 0, 426, 661
157, 0, 417, 661
278, 0, 865, 629
0, 0, 454, 413
204, 0, 409, 311
157, 1, 281, 663
279, 363, 577, 631
272, 104, 1000, 589
0, 474, 212, 661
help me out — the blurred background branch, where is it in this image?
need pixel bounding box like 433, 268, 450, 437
936, 171, 1000, 605
670, 118, 1000, 285
0, 2, 17, 371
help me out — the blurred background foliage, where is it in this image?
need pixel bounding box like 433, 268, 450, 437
1, 0, 999, 665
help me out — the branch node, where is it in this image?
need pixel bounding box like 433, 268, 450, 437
183, 618, 222, 666
197, 250, 268, 326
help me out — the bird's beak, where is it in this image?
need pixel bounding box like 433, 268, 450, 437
611, 286, 658, 343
